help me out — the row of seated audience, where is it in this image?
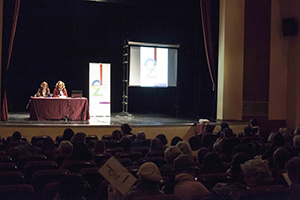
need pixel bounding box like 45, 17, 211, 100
1, 121, 300, 200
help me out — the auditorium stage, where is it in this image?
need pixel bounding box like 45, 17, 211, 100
0, 112, 203, 144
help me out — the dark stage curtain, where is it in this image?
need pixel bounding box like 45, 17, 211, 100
1, 0, 20, 121
200, 0, 216, 91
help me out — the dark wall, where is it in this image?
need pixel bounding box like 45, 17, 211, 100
2, 0, 219, 119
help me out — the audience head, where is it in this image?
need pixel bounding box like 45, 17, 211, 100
120, 137, 132, 152
243, 126, 252, 136
71, 143, 93, 160
271, 132, 285, 146
229, 152, 250, 182
202, 152, 224, 173
268, 131, 277, 143
257, 128, 269, 143
58, 141, 73, 154
164, 146, 182, 164
204, 124, 214, 133
111, 130, 122, 141
273, 147, 291, 168
188, 136, 202, 151
94, 140, 106, 154
249, 118, 258, 128
42, 137, 55, 150
282, 130, 293, 146
173, 154, 200, 176
150, 138, 164, 152
12, 131, 22, 141
220, 122, 229, 130
171, 136, 183, 146
71, 132, 87, 144
221, 128, 234, 138
286, 157, 300, 183
63, 128, 75, 141
121, 123, 132, 135
241, 159, 272, 187
136, 131, 146, 140
57, 173, 86, 200
293, 135, 300, 147
176, 141, 193, 156
197, 147, 210, 164
155, 134, 168, 146
294, 127, 300, 136
137, 162, 162, 183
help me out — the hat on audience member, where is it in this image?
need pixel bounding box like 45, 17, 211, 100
137, 162, 162, 183
173, 154, 200, 171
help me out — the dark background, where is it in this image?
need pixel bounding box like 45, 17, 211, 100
2, 0, 219, 120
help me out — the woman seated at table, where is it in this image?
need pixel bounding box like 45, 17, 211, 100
53, 80, 68, 97
36, 81, 50, 97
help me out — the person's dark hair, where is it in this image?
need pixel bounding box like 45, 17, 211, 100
188, 136, 202, 151
57, 173, 86, 200
205, 125, 214, 133
249, 118, 258, 127
71, 132, 87, 144
94, 140, 105, 154
286, 157, 300, 183
220, 122, 229, 130
230, 152, 250, 182
155, 134, 168, 146
197, 147, 210, 164
136, 131, 146, 140
12, 131, 21, 141
202, 152, 224, 173
150, 138, 164, 152
111, 130, 122, 141
120, 137, 132, 152
243, 127, 252, 136
71, 143, 93, 160
272, 132, 285, 146
221, 128, 234, 138
121, 123, 132, 135
273, 147, 291, 168
63, 128, 75, 141
171, 136, 182, 146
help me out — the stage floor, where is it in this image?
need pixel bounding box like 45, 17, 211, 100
1, 112, 199, 126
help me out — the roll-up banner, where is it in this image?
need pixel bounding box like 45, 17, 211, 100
89, 63, 111, 116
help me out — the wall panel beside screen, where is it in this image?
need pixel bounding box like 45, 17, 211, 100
128, 41, 180, 87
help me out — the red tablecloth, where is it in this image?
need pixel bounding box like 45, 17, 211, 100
29, 97, 90, 121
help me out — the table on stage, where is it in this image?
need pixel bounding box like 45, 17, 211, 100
29, 97, 90, 121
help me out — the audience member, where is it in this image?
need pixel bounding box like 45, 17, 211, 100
202, 152, 226, 174
170, 136, 182, 146
58, 141, 73, 155
249, 118, 259, 135
188, 136, 202, 155
53, 173, 87, 200
121, 123, 136, 141
164, 154, 209, 200
195, 147, 210, 169
201, 125, 215, 148
293, 135, 300, 156
132, 131, 147, 147
93, 140, 106, 154
63, 128, 75, 141
286, 157, 300, 200
160, 146, 182, 176
155, 134, 168, 149
123, 162, 165, 200
271, 146, 291, 187
71, 132, 87, 144
241, 158, 273, 188
145, 138, 165, 157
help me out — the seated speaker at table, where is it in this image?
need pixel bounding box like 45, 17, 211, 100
53, 80, 68, 97
36, 81, 50, 97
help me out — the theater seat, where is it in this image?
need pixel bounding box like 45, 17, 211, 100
60, 160, 96, 173
239, 185, 287, 200
132, 194, 181, 200
0, 171, 25, 185
115, 151, 143, 162
0, 184, 35, 200
23, 161, 58, 183
0, 155, 13, 163
132, 146, 150, 157
17, 154, 47, 172
137, 157, 167, 168
93, 153, 111, 167
197, 173, 231, 190
0, 163, 18, 172
31, 169, 69, 200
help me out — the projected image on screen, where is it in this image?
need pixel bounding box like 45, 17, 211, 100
140, 47, 168, 87
129, 42, 178, 87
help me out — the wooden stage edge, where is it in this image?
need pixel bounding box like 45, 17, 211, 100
0, 122, 250, 146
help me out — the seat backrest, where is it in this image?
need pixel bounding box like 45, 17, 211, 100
105, 147, 123, 156
132, 194, 181, 200
31, 169, 69, 200
86, 135, 98, 144
132, 146, 150, 157
197, 173, 231, 190
240, 185, 287, 200
115, 151, 143, 162
0, 184, 35, 200
0, 162, 18, 172
31, 135, 52, 146
24, 161, 58, 183
93, 153, 111, 167
17, 154, 47, 172
101, 135, 112, 141
0, 171, 25, 185
137, 157, 167, 168
61, 160, 97, 173
0, 155, 12, 163
52, 153, 69, 168
41, 181, 59, 200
